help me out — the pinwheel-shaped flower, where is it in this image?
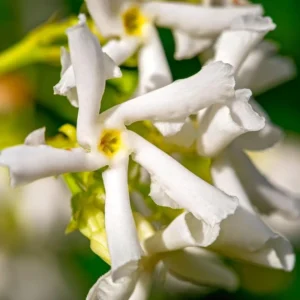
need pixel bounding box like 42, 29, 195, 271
81, 0, 262, 94
87, 215, 238, 300
0, 16, 241, 281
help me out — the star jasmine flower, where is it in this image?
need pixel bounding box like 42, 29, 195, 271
191, 14, 300, 218
60, 0, 262, 96
0, 16, 240, 282
87, 217, 238, 300
143, 150, 295, 272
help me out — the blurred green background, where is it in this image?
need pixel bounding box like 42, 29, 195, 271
0, 0, 300, 299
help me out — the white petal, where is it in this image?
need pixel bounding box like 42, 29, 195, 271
144, 212, 220, 254
60, 47, 71, 74
129, 271, 152, 300
154, 119, 186, 137
196, 89, 265, 157
129, 132, 238, 227
164, 271, 212, 296
53, 48, 78, 107
237, 42, 296, 94
164, 118, 197, 148
103, 53, 122, 79
249, 134, 300, 195
24, 128, 46, 146
87, 270, 138, 300
214, 16, 276, 72
149, 178, 182, 209
233, 98, 283, 150
67, 15, 120, 148
173, 30, 213, 60
229, 148, 300, 218
103, 38, 140, 66
210, 150, 295, 271
103, 159, 143, 281
86, 0, 123, 37
142, 2, 263, 37
103, 61, 235, 127
136, 25, 172, 96
163, 248, 238, 291
245, 55, 296, 95
0, 145, 106, 186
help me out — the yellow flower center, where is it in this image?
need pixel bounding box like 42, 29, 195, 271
122, 6, 147, 36
98, 129, 122, 158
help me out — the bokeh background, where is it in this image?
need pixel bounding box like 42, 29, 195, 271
0, 0, 300, 299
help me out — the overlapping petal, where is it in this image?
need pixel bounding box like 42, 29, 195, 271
214, 15, 276, 72
67, 15, 121, 147
196, 89, 265, 157
228, 147, 300, 218
103, 61, 235, 127
129, 131, 238, 227
163, 248, 238, 291
142, 2, 263, 37
210, 150, 295, 271
87, 270, 138, 300
237, 41, 296, 94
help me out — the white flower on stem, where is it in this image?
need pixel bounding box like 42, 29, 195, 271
237, 41, 297, 95
0, 16, 239, 283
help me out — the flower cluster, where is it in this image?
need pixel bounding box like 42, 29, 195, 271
0, 0, 297, 299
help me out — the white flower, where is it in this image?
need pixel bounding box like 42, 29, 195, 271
56, 0, 262, 97
88, 220, 238, 300
145, 150, 295, 271
0, 16, 239, 282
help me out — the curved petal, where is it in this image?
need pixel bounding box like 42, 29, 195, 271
144, 212, 220, 254
103, 158, 143, 281
103, 61, 235, 127
129, 132, 238, 227
0, 145, 107, 186
53, 48, 78, 107
210, 150, 295, 271
244, 55, 296, 95
164, 118, 197, 148
103, 37, 140, 65
142, 2, 263, 37
214, 16, 276, 72
136, 25, 172, 95
164, 248, 238, 291
129, 271, 152, 300
67, 15, 120, 148
24, 128, 46, 146
86, 0, 123, 37
87, 270, 138, 300
249, 134, 300, 195
237, 41, 296, 94
229, 148, 300, 218
233, 98, 283, 150
164, 271, 212, 296
173, 30, 213, 60
196, 89, 265, 157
